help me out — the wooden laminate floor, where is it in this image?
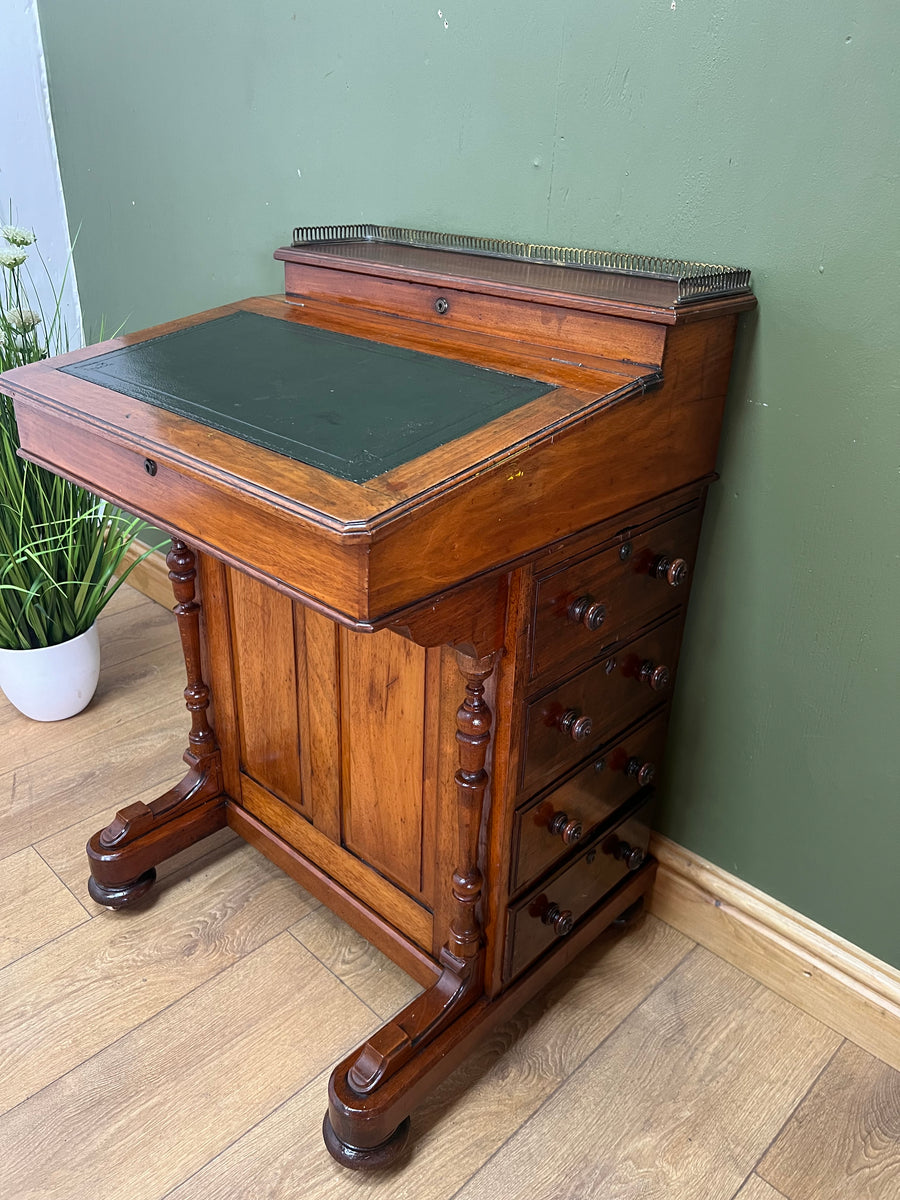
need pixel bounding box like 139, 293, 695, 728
1, 587, 897, 1199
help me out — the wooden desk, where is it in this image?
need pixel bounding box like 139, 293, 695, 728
1, 227, 754, 1168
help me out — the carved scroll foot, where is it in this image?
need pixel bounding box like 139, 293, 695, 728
324, 649, 499, 1165
86, 776, 227, 908
87, 868, 157, 910
322, 1111, 411, 1171
86, 539, 227, 908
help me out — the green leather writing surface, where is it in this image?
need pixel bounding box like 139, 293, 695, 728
62, 311, 554, 482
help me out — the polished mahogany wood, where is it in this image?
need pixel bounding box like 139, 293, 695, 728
337, 650, 497, 1106
521, 615, 683, 796
326, 858, 658, 1158
275, 239, 753, 323
530, 503, 704, 682
0, 233, 753, 1168
511, 711, 670, 893
85, 540, 227, 907
505, 792, 654, 981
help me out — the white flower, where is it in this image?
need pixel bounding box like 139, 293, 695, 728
0, 247, 27, 269
1, 224, 36, 247
7, 307, 42, 333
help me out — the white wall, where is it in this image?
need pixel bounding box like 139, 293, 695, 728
0, 0, 82, 346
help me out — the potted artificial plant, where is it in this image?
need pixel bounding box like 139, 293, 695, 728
0, 218, 158, 720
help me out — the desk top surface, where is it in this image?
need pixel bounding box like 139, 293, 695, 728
61, 310, 554, 484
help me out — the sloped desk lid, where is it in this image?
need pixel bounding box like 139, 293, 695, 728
2, 293, 655, 622
60, 310, 555, 485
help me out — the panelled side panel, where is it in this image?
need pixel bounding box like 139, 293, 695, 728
296, 607, 343, 841
196, 552, 243, 800
227, 568, 304, 810
226, 569, 437, 950
339, 626, 433, 904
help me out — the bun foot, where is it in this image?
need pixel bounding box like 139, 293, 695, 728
612, 895, 646, 928
322, 1111, 411, 1170
87, 867, 157, 909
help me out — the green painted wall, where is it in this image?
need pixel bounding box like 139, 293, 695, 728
38, 1, 899, 965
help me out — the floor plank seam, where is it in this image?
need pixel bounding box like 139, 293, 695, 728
0, 923, 304, 1124
443, 935, 699, 1200
285, 922, 387, 1023
154, 1065, 336, 1200
0, 915, 92, 973
752, 1177, 791, 1200
31, 843, 97, 919
24, 828, 245, 936
0, 902, 94, 981
743, 1035, 846, 1192
0, 660, 184, 775
20, 765, 184, 851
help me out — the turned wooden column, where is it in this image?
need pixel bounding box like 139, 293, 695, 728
324, 648, 499, 1165
167, 539, 217, 757
444, 650, 495, 969
85, 540, 226, 907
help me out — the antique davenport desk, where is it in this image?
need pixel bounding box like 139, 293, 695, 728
2, 227, 754, 1167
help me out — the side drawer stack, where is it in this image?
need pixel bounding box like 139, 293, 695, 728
503, 494, 706, 981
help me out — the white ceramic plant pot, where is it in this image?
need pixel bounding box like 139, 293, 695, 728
0, 623, 101, 721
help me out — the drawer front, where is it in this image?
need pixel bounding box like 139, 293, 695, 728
530, 505, 702, 681
12, 397, 365, 618
512, 711, 668, 894
522, 616, 683, 797
282, 263, 664, 366
505, 796, 653, 981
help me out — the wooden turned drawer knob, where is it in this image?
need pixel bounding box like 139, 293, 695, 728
626, 756, 656, 787
542, 903, 574, 937
568, 596, 607, 632
558, 709, 593, 741
652, 555, 689, 587
613, 840, 647, 871
639, 661, 670, 692
548, 811, 583, 845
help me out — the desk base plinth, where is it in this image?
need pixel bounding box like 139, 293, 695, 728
325, 861, 656, 1168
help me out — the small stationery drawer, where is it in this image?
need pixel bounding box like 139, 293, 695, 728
511, 711, 668, 893
530, 506, 702, 681
522, 616, 683, 797
281, 263, 663, 366
505, 795, 653, 981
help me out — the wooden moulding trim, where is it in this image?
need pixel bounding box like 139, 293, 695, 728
228, 800, 440, 989
273, 282, 663, 379
14, 431, 371, 626
648, 833, 900, 1072
239, 775, 434, 952
275, 245, 757, 325
3, 308, 655, 534
114, 480, 716, 640
327, 862, 658, 1150
276, 245, 679, 322
116, 539, 172, 608
6, 373, 387, 533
